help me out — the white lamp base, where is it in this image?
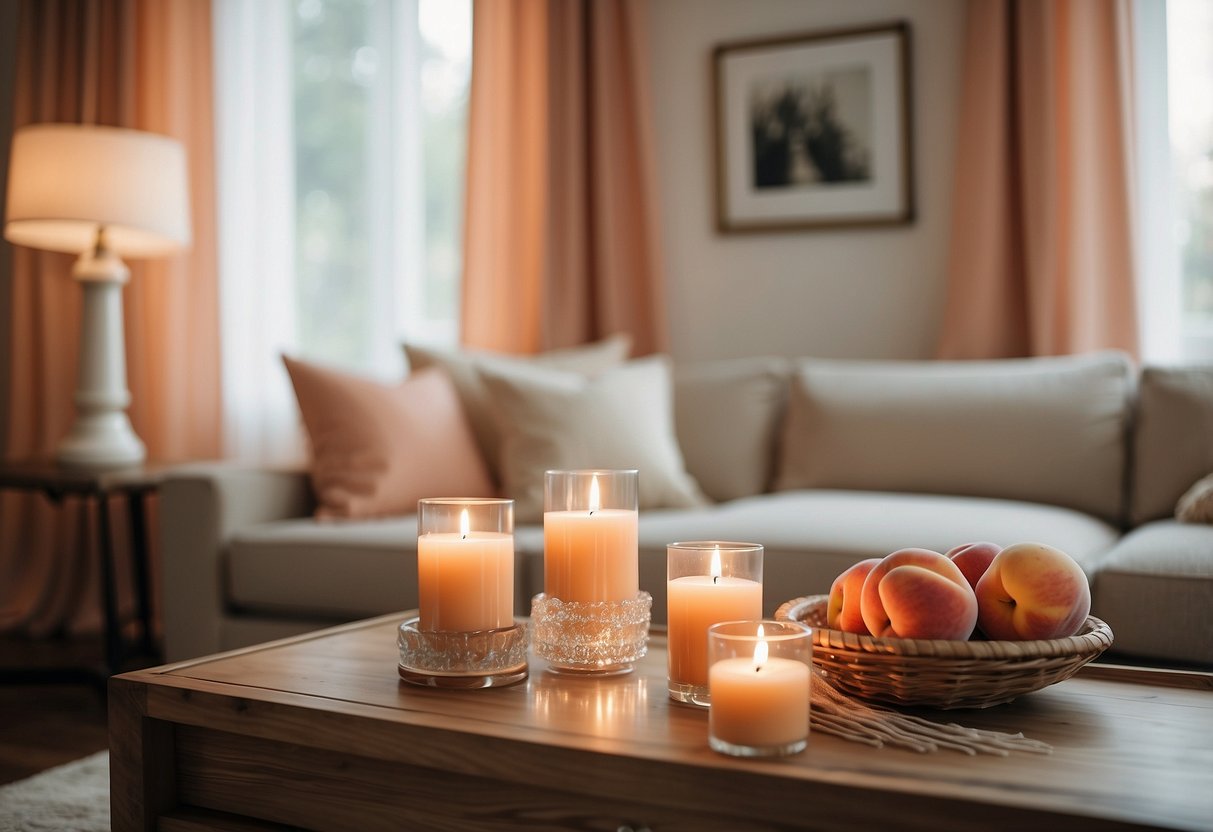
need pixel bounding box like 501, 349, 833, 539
57, 243, 146, 469
56, 411, 146, 468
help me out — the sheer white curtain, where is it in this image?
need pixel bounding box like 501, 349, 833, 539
214, 0, 302, 463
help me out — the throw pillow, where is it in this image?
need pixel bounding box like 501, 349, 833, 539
477, 356, 708, 522
403, 334, 632, 484
1176, 473, 1213, 524
674, 356, 791, 502
283, 356, 494, 520
773, 352, 1132, 524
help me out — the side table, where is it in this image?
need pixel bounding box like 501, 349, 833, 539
0, 459, 167, 681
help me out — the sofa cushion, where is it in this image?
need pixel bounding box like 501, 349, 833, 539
1092, 520, 1213, 665
226, 518, 545, 620
282, 357, 493, 519
478, 356, 708, 522
634, 490, 1121, 625
774, 352, 1132, 524
673, 357, 790, 502
1132, 365, 1213, 526
404, 334, 632, 484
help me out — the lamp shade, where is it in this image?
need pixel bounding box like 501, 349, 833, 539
4, 123, 190, 257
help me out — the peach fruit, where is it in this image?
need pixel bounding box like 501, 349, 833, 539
975, 542, 1091, 640
946, 541, 1002, 590
860, 548, 979, 640
826, 558, 881, 634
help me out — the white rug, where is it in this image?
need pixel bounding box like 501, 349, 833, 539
0, 752, 109, 832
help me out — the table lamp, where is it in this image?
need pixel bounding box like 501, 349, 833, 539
3, 123, 191, 467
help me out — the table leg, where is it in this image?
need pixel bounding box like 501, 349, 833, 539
96, 492, 123, 676
128, 489, 157, 659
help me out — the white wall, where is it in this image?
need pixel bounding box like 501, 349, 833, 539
648, 0, 966, 361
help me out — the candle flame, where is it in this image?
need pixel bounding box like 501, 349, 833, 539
753, 624, 768, 670
710, 545, 722, 581
589, 474, 600, 513
459, 507, 469, 539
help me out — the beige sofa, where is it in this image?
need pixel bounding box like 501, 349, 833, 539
159, 352, 1213, 668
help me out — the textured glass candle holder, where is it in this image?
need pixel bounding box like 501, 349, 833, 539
400, 498, 528, 688
534, 470, 649, 675
707, 620, 812, 757
397, 618, 529, 688
667, 542, 763, 706
530, 591, 652, 674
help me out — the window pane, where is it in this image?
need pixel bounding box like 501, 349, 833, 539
292, 0, 470, 370
1167, 0, 1213, 327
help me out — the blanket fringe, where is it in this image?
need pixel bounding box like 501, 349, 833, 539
811, 671, 1053, 756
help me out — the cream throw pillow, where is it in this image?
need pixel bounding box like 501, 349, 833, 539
478, 356, 708, 522
774, 352, 1132, 524
404, 334, 632, 484
1176, 473, 1213, 524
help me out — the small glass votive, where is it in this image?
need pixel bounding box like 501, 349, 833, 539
399, 498, 527, 688
532, 470, 651, 675
707, 620, 812, 757
667, 542, 763, 706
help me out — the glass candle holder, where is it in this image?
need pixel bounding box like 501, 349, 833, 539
399, 498, 527, 688
667, 542, 763, 706
707, 620, 812, 757
532, 470, 651, 674
418, 498, 514, 633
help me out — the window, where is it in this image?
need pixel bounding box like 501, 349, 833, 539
214, 0, 471, 461
1167, 0, 1213, 357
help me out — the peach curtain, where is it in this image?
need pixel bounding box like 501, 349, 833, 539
937, 0, 1139, 359
1, 0, 220, 635
461, 0, 667, 357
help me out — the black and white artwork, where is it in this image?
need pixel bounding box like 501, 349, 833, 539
715, 23, 913, 231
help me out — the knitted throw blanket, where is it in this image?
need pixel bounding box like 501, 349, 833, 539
811, 670, 1053, 756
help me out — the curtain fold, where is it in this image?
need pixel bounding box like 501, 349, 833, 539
1, 0, 220, 636
461, 0, 667, 356
937, 0, 1139, 359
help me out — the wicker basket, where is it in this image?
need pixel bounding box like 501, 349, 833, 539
775, 595, 1114, 709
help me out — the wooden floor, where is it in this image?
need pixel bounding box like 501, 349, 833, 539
0, 634, 111, 785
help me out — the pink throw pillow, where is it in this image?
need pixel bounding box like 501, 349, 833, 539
283, 356, 494, 519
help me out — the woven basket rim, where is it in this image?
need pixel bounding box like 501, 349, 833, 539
775, 594, 1114, 660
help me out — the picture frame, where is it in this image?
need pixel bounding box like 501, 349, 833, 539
713, 21, 914, 233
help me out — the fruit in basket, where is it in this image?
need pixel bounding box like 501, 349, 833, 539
826, 558, 880, 634
945, 541, 1002, 590
860, 548, 979, 640
975, 542, 1091, 640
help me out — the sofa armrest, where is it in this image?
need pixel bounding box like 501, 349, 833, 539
160, 463, 313, 661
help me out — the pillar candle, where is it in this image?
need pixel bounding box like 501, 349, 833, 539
418, 509, 514, 632
668, 555, 762, 687
543, 475, 638, 602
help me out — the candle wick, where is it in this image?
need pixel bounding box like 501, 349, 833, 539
755, 665, 761, 674
589, 509, 595, 517
713, 575, 719, 585
461, 533, 467, 540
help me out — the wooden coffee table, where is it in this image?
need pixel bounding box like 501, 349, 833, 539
110, 613, 1213, 832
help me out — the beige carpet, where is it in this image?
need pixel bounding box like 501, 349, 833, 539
0, 752, 108, 832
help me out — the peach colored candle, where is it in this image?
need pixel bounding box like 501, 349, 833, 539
668, 554, 762, 688
544, 476, 638, 602
418, 509, 514, 632
709, 636, 810, 749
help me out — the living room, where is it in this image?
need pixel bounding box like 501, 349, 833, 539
1, 0, 1211, 830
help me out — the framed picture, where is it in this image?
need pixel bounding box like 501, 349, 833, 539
713, 22, 913, 233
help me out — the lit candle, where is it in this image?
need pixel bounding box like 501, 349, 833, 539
709, 624, 811, 752
668, 546, 763, 690
418, 506, 514, 632
544, 474, 638, 602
